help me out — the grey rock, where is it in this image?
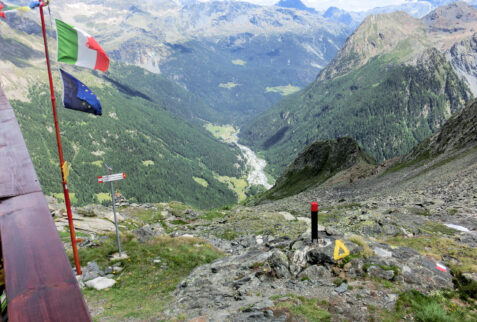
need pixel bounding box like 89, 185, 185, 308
266, 236, 291, 249
306, 248, 334, 265
269, 249, 290, 279
133, 223, 165, 242
335, 283, 348, 293
374, 247, 393, 258
325, 227, 341, 236
361, 224, 383, 236
82, 262, 101, 282
85, 277, 116, 290
383, 224, 401, 236
298, 265, 331, 281
392, 247, 420, 259
367, 265, 395, 280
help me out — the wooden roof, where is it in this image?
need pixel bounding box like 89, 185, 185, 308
0, 86, 91, 321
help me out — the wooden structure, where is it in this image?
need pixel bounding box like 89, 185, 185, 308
0, 86, 91, 321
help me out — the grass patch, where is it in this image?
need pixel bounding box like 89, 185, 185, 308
411, 208, 431, 216
142, 160, 155, 166
58, 229, 89, 242
91, 160, 103, 167
273, 294, 331, 321
128, 208, 162, 224
383, 290, 477, 321
76, 234, 223, 320
96, 192, 111, 203
219, 82, 239, 89
447, 208, 458, 216
215, 174, 248, 202
199, 211, 227, 221
217, 229, 238, 240
53, 192, 78, 204
452, 270, 477, 302
170, 219, 188, 225
422, 222, 458, 235
348, 235, 374, 258
232, 59, 246, 66
204, 123, 238, 142
265, 85, 301, 96
382, 150, 431, 175
385, 236, 477, 272
333, 278, 346, 286
193, 177, 208, 187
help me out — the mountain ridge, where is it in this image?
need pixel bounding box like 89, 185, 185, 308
241, 3, 477, 177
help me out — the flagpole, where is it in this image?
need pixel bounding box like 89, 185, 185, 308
39, 2, 82, 275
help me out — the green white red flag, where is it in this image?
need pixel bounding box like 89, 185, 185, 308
56, 19, 109, 72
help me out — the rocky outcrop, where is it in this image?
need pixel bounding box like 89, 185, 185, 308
448, 33, 477, 95
406, 98, 477, 160
262, 138, 376, 200
170, 234, 453, 320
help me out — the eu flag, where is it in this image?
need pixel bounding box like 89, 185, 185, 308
60, 69, 102, 115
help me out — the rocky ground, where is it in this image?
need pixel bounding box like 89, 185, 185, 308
48, 147, 477, 321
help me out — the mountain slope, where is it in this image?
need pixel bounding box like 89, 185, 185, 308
0, 17, 246, 208
405, 98, 477, 161
259, 137, 376, 200
241, 5, 476, 177
47, 0, 352, 123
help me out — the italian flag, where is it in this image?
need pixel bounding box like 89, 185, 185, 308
56, 19, 109, 72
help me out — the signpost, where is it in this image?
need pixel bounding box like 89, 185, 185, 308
98, 165, 126, 256
311, 202, 319, 243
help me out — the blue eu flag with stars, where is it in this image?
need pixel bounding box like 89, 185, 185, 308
60, 69, 102, 116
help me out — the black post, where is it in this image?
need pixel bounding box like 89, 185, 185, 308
311, 202, 318, 243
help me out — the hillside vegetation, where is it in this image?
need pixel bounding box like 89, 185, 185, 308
1, 20, 246, 208
241, 6, 476, 177
242, 48, 470, 176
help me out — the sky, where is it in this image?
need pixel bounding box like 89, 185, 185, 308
301, 0, 417, 11
195, 0, 428, 12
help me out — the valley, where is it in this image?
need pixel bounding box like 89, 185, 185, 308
55, 99, 477, 321
205, 124, 273, 190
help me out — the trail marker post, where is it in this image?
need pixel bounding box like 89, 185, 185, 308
311, 202, 318, 243
98, 165, 126, 256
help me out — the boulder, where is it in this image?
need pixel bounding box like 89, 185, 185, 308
298, 265, 331, 281
268, 249, 290, 279
133, 223, 165, 242
85, 277, 116, 290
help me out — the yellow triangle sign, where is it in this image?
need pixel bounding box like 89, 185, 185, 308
333, 239, 350, 260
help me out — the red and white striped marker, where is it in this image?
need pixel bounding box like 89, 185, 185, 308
98, 172, 126, 183
436, 262, 448, 272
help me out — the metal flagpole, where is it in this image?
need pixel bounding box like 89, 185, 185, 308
39, 1, 82, 275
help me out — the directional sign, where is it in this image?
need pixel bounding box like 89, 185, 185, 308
98, 173, 126, 183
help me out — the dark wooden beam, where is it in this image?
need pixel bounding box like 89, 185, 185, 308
0, 86, 91, 321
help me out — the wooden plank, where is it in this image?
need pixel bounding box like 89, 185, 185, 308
0, 88, 41, 198
0, 192, 91, 321
0, 86, 91, 321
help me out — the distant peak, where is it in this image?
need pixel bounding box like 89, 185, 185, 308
423, 1, 477, 25
275, 0, 316, 13
323, 6, 343, 18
